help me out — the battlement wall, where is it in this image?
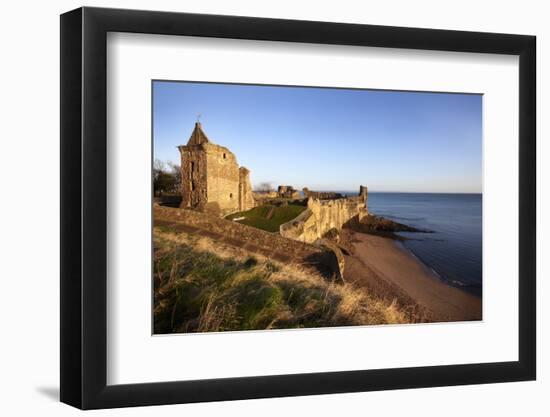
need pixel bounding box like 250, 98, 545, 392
280, 186, 368, 243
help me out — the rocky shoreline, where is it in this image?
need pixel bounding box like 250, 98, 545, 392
350, 213, 432, 240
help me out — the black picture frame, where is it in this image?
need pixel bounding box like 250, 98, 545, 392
60, 6, 536, 410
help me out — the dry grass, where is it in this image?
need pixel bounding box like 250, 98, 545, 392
153, 227, 409, 334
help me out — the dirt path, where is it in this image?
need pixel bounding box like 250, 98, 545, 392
342, 230, 482, 322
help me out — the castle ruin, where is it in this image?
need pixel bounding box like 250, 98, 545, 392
280, 186, 368, 244
277, 185, 300, 199
178, 122, 254, 216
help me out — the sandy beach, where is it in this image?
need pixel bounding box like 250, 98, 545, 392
341, 230, 482, 322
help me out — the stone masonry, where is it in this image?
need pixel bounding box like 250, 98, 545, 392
178, 122, 255, 216
280, 186, 368, 243
277, 185, 300, 199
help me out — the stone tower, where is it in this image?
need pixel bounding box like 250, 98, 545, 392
178, 122, 254, 216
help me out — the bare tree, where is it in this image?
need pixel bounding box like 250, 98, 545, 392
153, 158, 164, 176
166, 161, 181, 191
153, 159, 179, 196
256, 182, 274, 193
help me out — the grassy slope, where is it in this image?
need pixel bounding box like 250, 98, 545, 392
153, 228, 408, 334
225, 203, 306, 232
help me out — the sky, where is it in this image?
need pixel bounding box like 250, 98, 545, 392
153, 81, 482, 193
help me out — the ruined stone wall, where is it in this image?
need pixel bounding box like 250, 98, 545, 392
238, 167, 255, 211
203, 143, 240, 216
178, 122, 255, 216
277, 185, 300, 199
279, 208, 316, 242
302, 188, 344, 200
156, 204, 309, 254
180, 142, 255, 216
253, 191, 278, 202
280, 187, 368, 243
179, 146, 208, 210
359, 185, 368, 209
307, 196, 367, 240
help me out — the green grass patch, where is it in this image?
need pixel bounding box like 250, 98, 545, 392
226, 203, 306, 232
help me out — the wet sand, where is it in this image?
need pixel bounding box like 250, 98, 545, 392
344, 231, 482, 322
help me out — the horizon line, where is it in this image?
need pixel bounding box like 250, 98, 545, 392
253, 189, 482, 195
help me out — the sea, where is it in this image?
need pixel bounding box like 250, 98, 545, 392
342, 192, 483, 297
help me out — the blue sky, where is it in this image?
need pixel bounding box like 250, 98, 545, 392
153, 81, 482, 193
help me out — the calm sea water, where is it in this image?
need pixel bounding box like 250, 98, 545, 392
342, 192, 482, 296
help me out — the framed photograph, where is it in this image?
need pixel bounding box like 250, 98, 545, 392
60, 7, 536, 409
